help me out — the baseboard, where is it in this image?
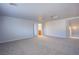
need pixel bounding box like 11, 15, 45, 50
45, 35, 68, 39
0, 36, 34, 44
69, 37, 79, 39
45, 35, 79, 40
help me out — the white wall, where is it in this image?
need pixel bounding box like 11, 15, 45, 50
34, 23, 38, 36
0, 16, 3, 40
44, 20, 67, 38
0, 16, 34, 43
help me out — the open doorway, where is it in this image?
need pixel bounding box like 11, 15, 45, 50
34, 23, 43, 37
68, 19, 79, 39
38, 23, 43, 37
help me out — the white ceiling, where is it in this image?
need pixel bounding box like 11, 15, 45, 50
0, 3, 79, 22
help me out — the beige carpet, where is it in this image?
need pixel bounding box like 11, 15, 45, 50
0, 36, 79, 55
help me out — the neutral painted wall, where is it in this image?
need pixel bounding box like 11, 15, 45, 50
44, 20, 67, 38
34, 23, 38, 36
0, 16, 3, 40
0, 16, 34, 43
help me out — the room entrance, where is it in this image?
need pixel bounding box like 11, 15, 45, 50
38, 23, 43, 37
68, 19, 79, 39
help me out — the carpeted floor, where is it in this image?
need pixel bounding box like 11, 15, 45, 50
0, 36, 79, 55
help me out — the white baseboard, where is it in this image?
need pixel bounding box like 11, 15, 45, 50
69, 36, 79, 39
45, 35, 67, 39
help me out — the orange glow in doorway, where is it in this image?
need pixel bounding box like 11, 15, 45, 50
38, 23, 43, 37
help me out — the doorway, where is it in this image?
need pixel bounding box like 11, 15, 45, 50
68, 19, 79, 39
38, 23, 43, 37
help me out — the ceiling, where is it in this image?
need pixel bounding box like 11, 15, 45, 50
0, 3, 79, 22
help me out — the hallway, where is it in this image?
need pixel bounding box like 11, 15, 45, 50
0, 36, 79, 55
